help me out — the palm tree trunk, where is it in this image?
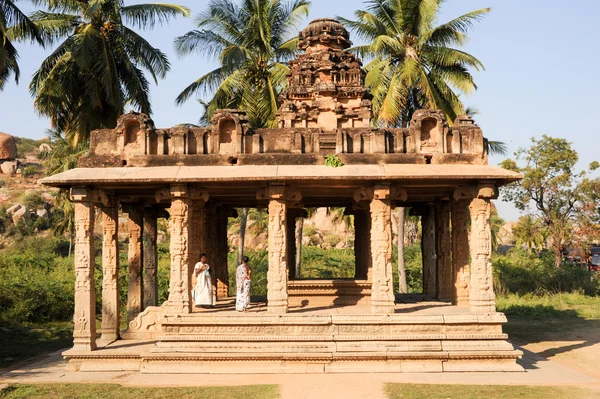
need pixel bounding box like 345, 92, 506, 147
68, 230, 73, 257
295, 217, 303, 278
397, 207, 408, 293
238, 208, 248, 265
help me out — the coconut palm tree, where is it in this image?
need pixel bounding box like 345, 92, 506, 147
340, 0, 490, 127
174, 0, 310, 128
0, 0, 43, 89
28, 0, 190, 145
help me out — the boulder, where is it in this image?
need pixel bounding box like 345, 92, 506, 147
36, 208, 49, 219
6, 203, 22, 215
0, 132, 17, 160
12, 206, 29, 225
41, 192, 54, 204
0, 161, 17, 176
38, 143, 52, 153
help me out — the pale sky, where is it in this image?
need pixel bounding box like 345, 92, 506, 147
1, 0, 599, 221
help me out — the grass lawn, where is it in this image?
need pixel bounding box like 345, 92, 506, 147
0, 384, 279, 399
384, 383, 599, 399
0, 321, 72, 369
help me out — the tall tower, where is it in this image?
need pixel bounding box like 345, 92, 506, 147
277, 19, 372, 130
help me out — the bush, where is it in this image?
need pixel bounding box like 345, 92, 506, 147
21, 165, 40, 177
493, 248, 600, 296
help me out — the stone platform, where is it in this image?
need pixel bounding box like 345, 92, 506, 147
64, 298, 523, 373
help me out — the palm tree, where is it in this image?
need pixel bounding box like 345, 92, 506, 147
29, 0, 190, 145
0, 0, 43, 89
512, 214, 548, 252
174, 0, 310, 128
340, 0, 490, 127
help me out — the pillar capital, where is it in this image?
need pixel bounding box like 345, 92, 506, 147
453, 184, 497, 201
170, 184, 189, 198
189, 187, 210, 202
70, 187, 92, 202
391, 186, 408, 202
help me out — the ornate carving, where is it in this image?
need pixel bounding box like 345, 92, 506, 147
72, 198, 96, 351
100, 206, 120, 342
452, 200, 470, 306
166, 186, 193, 314
155, 188, 171, 203
127, 204, 143, 323
469, 198, 496, 313
370, 185, 395, 313
267, 185, 288, 313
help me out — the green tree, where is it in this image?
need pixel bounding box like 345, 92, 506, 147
0, 0, 43, 89
500, 135, 598, 267
340, 0, 489, 127
29, 0, 190, 145
295, 207, 316, 278
174, 0, 310, 128
511, 214, 547, 252
247, 208, 268, 236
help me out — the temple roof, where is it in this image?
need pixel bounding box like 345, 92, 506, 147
41, 164, 522, 187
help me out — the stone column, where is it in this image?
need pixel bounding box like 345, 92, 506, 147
189, 200, 205, 293
435, 201, 452, 301
126, 204, 144, 323
422, 203, 436, 296
100, 203, 120, 343
166, 185, 193, 314
267, 185, 289, 313
370, 185, 395, 314
215, 206, 229, 298
143, 209, 158, 308
71, 188, 96, 351
451, 199, 470, 306
469, 191, 496, 313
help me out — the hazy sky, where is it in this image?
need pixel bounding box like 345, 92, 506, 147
1, 0, 599, 221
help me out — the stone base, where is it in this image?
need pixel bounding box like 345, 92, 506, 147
64, 309, 523, 373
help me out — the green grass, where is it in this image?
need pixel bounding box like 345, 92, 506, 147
497, 292, 600, 345
384, 383, 599, 399
0, 384, 279, 399
0, 321, 72, 368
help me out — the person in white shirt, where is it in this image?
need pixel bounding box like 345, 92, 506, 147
192, 253, 213, 308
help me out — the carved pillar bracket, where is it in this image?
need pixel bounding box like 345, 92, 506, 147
70, 187, 97, 351
370, 185, 395, 314
267, 184, 289, 313
435, 201, 452, 301
391, 186, 408, 202
452, 199, 470, 306
468, 186, 496, 313
100, 201, 120, 343
422, 203, 436, 296
166, 184, 193, 314
143, 208, 158, 308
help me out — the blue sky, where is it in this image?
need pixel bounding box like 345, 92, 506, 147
1, 0, 599, 221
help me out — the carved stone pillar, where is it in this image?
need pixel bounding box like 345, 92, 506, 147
370, 185, 395, 314
143, 209, 158, 308
100, 203, 120, 343
166, 185, 193, 314
71, 188, 96, 351
215, 206, 229, 298
126, 204, 144, 322
435, 201, 452, 301
189, 199, 205, 293
469, 191, 496, 313
267, 185, 289, 313
452, 199, 470, 306
422, 203, 436, 296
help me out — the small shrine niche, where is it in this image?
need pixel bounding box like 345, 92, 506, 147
210, 109, 249, 155
410, 110, 448, 154
124, 120, 140, 146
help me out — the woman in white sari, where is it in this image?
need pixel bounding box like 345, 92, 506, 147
236, 256, 252, 312
193, 253, 213, 308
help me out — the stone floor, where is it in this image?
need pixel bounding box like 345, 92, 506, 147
191, 295, 465, 315
1, 347, 599, 399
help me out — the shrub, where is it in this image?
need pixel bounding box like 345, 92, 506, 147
21, 165, 40, 177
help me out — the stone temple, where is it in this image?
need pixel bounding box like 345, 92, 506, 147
41, 19, 523, 373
